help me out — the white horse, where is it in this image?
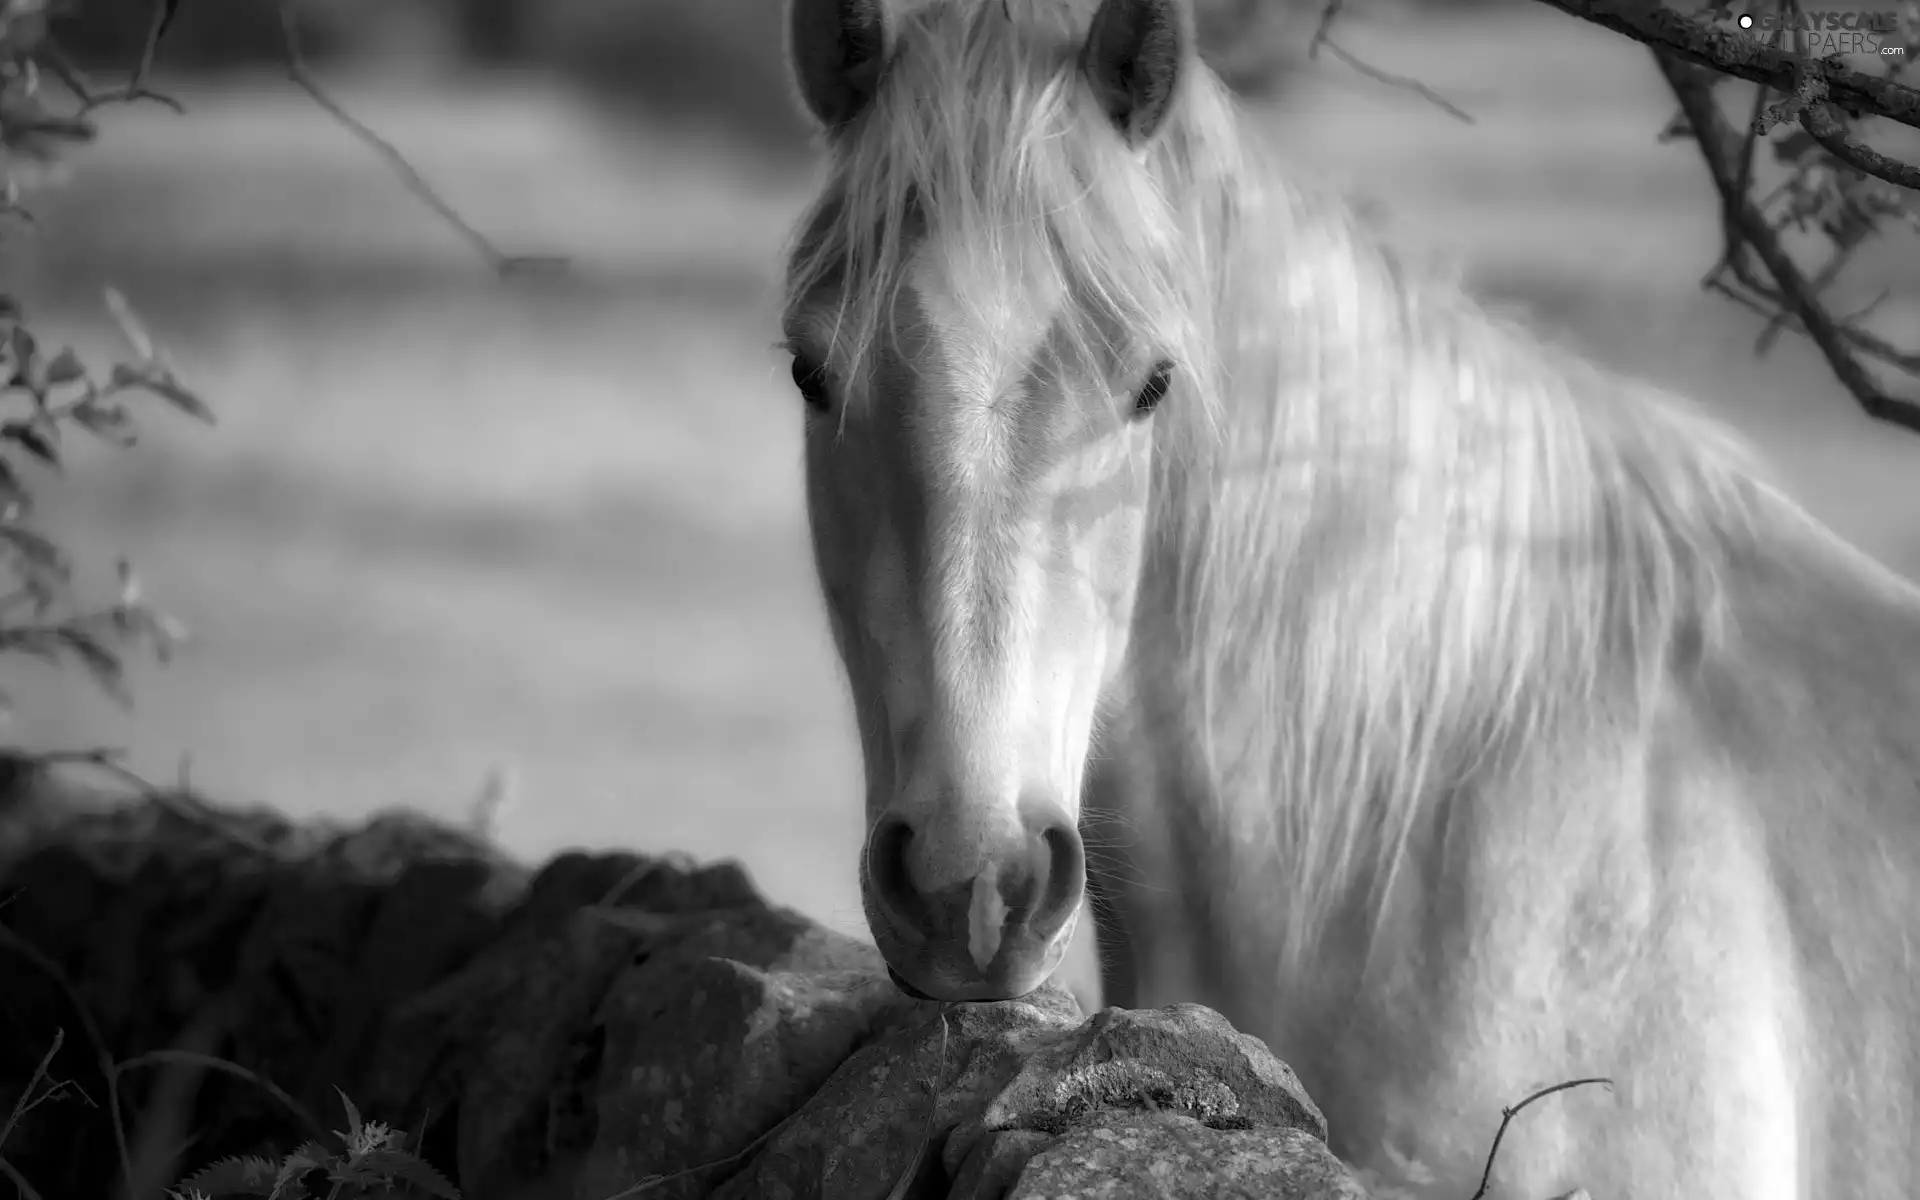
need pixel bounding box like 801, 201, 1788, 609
776, 0, 1920, 1196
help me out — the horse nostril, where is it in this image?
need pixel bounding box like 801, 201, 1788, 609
1022, 803, 1087, 940
867, 813, 927, 929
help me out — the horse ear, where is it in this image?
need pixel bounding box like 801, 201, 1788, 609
1080, 0, 1190, 147
788, 0, 890, 131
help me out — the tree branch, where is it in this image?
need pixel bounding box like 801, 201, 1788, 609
1658, 52, 1920, 431
1529, 0, 1920, 132
1802, 102, 1920, 189
1308, 0, 1920, 436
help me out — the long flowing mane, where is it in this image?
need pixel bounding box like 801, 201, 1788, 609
782, 0, 1785, 979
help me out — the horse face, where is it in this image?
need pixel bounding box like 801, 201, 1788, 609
785, 251, 1164, 1001
783, 0, 1194, 1001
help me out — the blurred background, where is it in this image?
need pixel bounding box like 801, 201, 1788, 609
4, 0, 1918, 935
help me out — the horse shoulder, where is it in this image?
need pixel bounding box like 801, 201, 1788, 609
1686, 510, 1920, 1199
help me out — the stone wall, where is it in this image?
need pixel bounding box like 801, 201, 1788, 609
0, 760, 1369, 1199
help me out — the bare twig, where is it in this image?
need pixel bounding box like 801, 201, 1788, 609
1467, 1076, 1614, 1200
1308, 0, 1475, 123
1830, 317, 1920, 373
882, 1007, 952, 1200
20, 745, 275, 855
604, 1074, 836, 1197
1308, 0, 1348, 57
0, 922, 335, 1200
600, 1003, 953, 1200
1752, 238, 1844, 354
0, 923, 136, 1196
1707, 250, 1920, 375
0, 1029, 66, 1150
48, 0, 561, 275
1320, 39, 1476, 123
81, 0, 180, 115
0, 1154, 47, 1200
275, 0, 566, 278
596, 852, 698, 909
117, 1049, 326, 1143
40, 0, 183, 118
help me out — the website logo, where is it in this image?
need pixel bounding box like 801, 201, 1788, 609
1709, 3, 1908, 58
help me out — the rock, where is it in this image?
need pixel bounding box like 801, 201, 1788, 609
974, 1004, 1329, 1142
1009, 1116, 1371, 1199
578, 955, 896, 1200
709, 986, 1085, 1200
707, 999, 1348, 1200
0, 758, 1374, 1200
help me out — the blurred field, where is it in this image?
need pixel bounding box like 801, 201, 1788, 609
6, 6, 1920, 933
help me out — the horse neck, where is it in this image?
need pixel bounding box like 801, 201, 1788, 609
1139, 178, 1754, 977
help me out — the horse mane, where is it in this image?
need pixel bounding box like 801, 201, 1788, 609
1166, 196, 1774, 977
783, 0, 1782, 982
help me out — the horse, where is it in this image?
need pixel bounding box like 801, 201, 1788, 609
774, 0, 1920, 1196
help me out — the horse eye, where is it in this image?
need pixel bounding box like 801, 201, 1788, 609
1131, 359, 1175, 419
790, 355, 831, 413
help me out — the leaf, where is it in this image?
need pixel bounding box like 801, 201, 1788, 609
144, 373, 216, 424
150, 607, 190, 654
0, 190, 33, 232
5, 323, 35, 387
288, 1142, 334, 1166
351, 1151, 462, 1200
0, 455, 31, 516
1771, 127, 1819, 166
0, 523, 71, 583
43, 346, 85, 386
335, 1086, 365, 1145
71, 396, 136, 445
174, 1155, 282, 1198
267, 1146, 330, 1200
108, 601, 184, 661
104, 286, 153, 361
110, 362, 216, 424
1, 420, 59, 467
1, 107, 96, 152
0, 627, 64, 666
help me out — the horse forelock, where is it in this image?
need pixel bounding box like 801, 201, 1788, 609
779, 0, 1240, 425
